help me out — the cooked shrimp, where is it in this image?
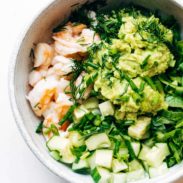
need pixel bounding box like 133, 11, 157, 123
42, 96, 73, 140
75, 72, 92, 99
52, 55, 71, 65
34, 43, 54, 68
53, 22, 86, 39
56, 93, 73, 118
51, 56, 74, 76
28, 22, 98, 136
42, 102, 60, 124
72, 24, 87, 36
27, 76, 58, 116
29, 69, 47, 87
57, 78, 70, 93
53, 22, 73, 40
83, 84, 93, 99
54, 40, 86, 56
80, 29, 100, 45
75, 72, 86, 87
53, 23, 95, 56
56, 93, 73, 106
29, 70, 42, 87
42, 91, 73, 125
54, 28, 100, 56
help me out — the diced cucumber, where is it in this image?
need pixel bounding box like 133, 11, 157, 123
96, 150, 113, 169
112, 159, 128, 173
131, 142, 141, 156
138, 145, 151, 160
60, 150, 76, 164
149, 163, 168, 178
126, 169, 146, 182
145, 144, 169, 167
139, 143, 170, 167
88, 150, 113, 169
118, 148, 129, 160
91, 167, 111, 183
50, 150, 60, 161
72, 159, 89, 171
129, 159, 143, 172
156, 143, 170, 157
92, 109, 101, 115
47, 136, 69, 152
81, 151, 90, 160
88, 152, 96, 170
83, 97, 99, 110
110, 173, 126, 183
47, 136, 76, 164
68, 131, 84, 147
85, 133, 111, 151
142, 161, 149, 174
128, 116, 151, 140
74, 105, 89, 121
99, 101, 114, 116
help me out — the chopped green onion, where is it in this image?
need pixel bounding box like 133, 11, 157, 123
59, 105, 77, 125
123, 73, 139, 92
85, 62, 99, 69
143, 76, 156, 90
91, 167, 101, 183
35, 121, 43, 134
140, 55, 151, 69
114, 140, 121, 156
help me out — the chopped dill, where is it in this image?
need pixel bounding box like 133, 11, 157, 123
70, 60, 84, 102
137, 16, 170, 43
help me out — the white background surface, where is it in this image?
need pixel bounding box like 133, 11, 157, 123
0, 0, 182, 183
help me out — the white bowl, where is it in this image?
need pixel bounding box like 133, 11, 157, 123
9, 0, 183, 182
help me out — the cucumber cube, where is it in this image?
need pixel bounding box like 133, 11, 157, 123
85, 133, 111, 151
91, 167, 111, 183
88, 150, 113, 169
131, 142, 141, 156
139, 143, 170, 167
74, 105, 89, 121
138, 145, 151, 160
110, 173, 126, 183
126, 169, 146, 182
72, 159, 89, 171
47, 136, 76, 164
95, 150, 113, 169
149, 163, 168, 178
99, 101, 114, 116
68, 131, 84, 147
112, 159, 128, 173
129, 160, 143, 171
50, 151, 60, 161
128, 117, 151, 140
83, 97, 99, 109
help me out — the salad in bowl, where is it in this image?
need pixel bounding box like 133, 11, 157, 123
26, 1, 183, 183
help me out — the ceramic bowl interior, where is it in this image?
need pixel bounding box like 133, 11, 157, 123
10, 0, 183, 183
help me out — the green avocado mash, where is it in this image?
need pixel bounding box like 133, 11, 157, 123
85, 11, 174, 117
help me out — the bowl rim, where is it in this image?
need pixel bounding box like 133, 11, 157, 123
8, 0, 183, 183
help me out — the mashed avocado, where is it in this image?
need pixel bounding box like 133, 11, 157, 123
85, 10, 174, 118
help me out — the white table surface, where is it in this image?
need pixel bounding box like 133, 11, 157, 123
0, 0, 182, 183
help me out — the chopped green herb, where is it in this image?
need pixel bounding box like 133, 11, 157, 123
140, 55, 151, 69
59, 105, 77, 125
35, 121, 43, 134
